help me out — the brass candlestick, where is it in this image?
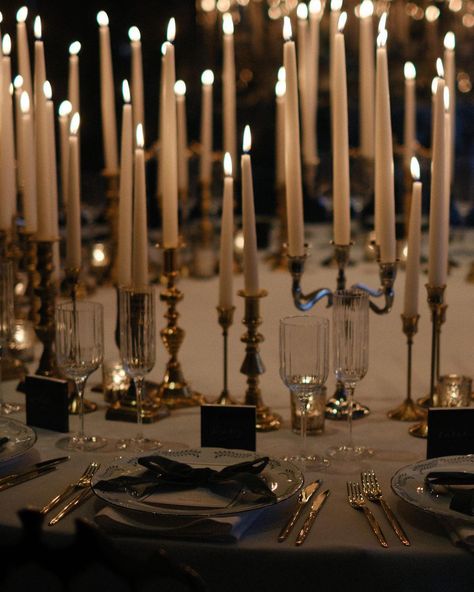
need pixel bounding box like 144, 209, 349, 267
239, 289, 281, 432
216, 306, 236, 405
409, 284, 446, 439
157, 245, 205, 408
18, 229, 37, 323
387, 314, 425, 421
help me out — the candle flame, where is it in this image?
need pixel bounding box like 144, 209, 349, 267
410, 157, 420, 181
331, 0, 343, 11
278, 66, 286, 82
13, 75, 24, 90
59, 100, 72, 117
436, 57, 444, 78
378, 12, 387, 34
224, 152, 232, 177
174, 80, 186, 96
2, 34, 11, 56
201, 69, 214, 86
70, 112, 80, 135
0, 12, 3, 24
69, 41, 81, 56
16, 6, 28, 23
377, 29, 387, 48
283, 16, 292, 41
338, 11, 347, 32
161, 42, 168, 56
122, 79, 131, 103
43, 81, 52, 100
425, 5, 440, 22
309, 0, 323, 16
20, 91, 30, 114
404, 62, 416, 80
167, 18, 176, 42
223, 13, 234, 35
275, 80, 286, 97
9, 83, 13, 97
243, 125, 251, 153
444, 31, 455, 50
128, 26, 141, 42
297, 3, 308, 20
359, 0, 374, 18
444, 86, 450, 110
34, 16, 42, 40
136, 123, 144, 148
97, 11, 109, 26
431, 77, 439, 95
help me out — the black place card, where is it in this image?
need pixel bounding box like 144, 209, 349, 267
201, 404, 256, 451
427, 408, 474, 459
25, 375, 71, 433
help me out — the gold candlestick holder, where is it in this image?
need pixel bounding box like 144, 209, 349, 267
216, 306, 236, 405
409, 284, 446, 439
157, 245, 205, 408
387, 314, 426, 421
18, 229, 37, 324
239, 289, 281, 432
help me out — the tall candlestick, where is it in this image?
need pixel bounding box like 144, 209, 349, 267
443, 32, 455, 183
14, 75, 24, 191
174, 80, 188, 194
0, 36, 16, 231
97, 11, 118, 172
20, 91, 37, 233
308, 0, 323, 162
333, 13, 351, 246
222, 13, 237, 172
428, 73, 447, 287
157, 47, 165, 199
444, 87, 452, 235
128, 26, 144, 133
404, 157, 422, 317
241, 126, 259, 296
283, 17, 304, 257
297, 3, 311, 165
68, 41, 81, 115
132, 124, 148, 287
33, 17, 46, 110
403, 62, 416, 170
58, 100, 72, 206
16, 7, 32, 102
118, 80, 133, 287
219, 153, 234, 309
44, 82, 59, 242
66, 113, 81, 269
374, 16, 396, 263
275, 78, 286, 188
329, 0, 342, 124
199, 69, 214, 185
358, 0, 375, 159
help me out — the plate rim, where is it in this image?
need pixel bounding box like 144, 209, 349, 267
0, 416, 37, 464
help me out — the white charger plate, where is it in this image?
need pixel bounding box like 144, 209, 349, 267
92, 447, 304, 517
0, 417, 37, 463
391, 455, 474, 523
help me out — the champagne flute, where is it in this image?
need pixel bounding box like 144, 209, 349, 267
118, 286, 161, 451
56, 301, 106, 451
280, 315, 329, 469
328, 290, 370, 460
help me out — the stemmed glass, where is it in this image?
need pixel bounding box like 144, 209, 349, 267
118, 286, 161, 451
280, 315, 329, 469
328, 290, 370, 460
56, 301, 106, 451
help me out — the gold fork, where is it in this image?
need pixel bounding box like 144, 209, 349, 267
361, 471, 410, 546
41, 462, 99, 515
347, 481, 388, 548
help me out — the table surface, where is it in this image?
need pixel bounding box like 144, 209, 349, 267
1, 229, 474, 591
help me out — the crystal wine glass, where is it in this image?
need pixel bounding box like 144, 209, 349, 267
328, 289, 370, 460
118, 286, 161, 451
56, 301, 106, 451
280, 315, 329, 469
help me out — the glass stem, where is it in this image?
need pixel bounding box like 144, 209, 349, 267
299, 396, 308, 458
0, 348, 4, 413
345, 382, 356, 449
135, 376, 144, 441
75, 377, 86, 440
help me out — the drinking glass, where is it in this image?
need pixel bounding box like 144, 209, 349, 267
118, 286, 161, 451
56, 301, 106, 451
280, 315, 329, 469
328, 290, 370, 460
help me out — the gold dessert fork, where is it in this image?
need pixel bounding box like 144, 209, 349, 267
41, 462, 99, 515
347, 481, 388, 548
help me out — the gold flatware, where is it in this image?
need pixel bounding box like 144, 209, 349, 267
0, 456, 69, 488
361, 471, 410, 546
41, 462, 99, 515
0, 465, 57, 492
295, 489, 330, 546
347, 481, 388, 548
48, 488, 94, 526
278, 479, 322, 542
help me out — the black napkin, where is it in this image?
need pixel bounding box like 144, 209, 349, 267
450, 491, 474, 517
95, 455, 277, 505
0, 437, 9, 451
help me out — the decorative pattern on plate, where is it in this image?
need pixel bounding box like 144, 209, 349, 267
92, 447, 303, 517
391, 455, 474, 522
0, 417, 37, 463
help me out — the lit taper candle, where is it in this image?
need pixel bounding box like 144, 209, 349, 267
222, 13, 237, 173
200, 69, 214, 185
358, 0, 375, 159
219, 153, 234, 309
118, 80, 133, 286
129, 26, 144, 133
275, 76, 286, 188
20, 91, 37, 233
68, 41, 81, 116
16, 7, 33, 101
403, 61, 416, 170
241, 126, 259, 295
174, 80, 188, 195
58, 100, 72, 205
403, 157, 422, 317
66, 113, 81, 269
132, 124, 148, 287
443, 32, 455, 182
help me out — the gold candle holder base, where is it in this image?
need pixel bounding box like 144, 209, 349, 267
239, 289, 281, 432
157, 245, 206, 409
216, 306, 236, 405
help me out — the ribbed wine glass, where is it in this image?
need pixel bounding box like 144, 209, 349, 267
280, 315, 329, 469
0, 261, 21, 414
328, 290, 370, 460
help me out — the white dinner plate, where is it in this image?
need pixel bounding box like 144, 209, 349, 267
391, 455, 474, 523
0, 417, 37, 463
92, 448, 304, 517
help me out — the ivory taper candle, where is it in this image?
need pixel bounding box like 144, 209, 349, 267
222, 13, 237, 173
241, 126, 259, 296
403, 157, 422, 317
219, 153, 234, 309
16, 7, 32, 102
44, 81, 59, 242
307, 0, 323, 162
58, 100, 72, 206
13, 75, 24, 191
403, 61, 416, 170
132, 124, 148, 287
68, 41, 81, 116
443, 32, 455, 183
128, 26, 144, 133
118, 80, 133, 287
174, 80, 188, 195
199, 69, 214, 185
66, 113, 81, 269
275, 77, 286, 188
358, 0, 375, 159
20, 91, 37, 233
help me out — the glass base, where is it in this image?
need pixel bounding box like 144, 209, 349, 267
0, 402, 24, 415
326, 444, 374, 461
283, 454, 330, 471
57, 434, 108, 452
116, 437, 163, 452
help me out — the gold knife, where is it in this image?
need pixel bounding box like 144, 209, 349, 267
0, 456, 69, 487
295, 489, 330, 546
49, 488, 93, 526
278, 480, 322, 542
0, 465, 57, 492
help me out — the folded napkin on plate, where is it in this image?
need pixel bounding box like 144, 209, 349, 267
94, 455, 276, 505
95, 506, 263, 543
450, 491, 474, 517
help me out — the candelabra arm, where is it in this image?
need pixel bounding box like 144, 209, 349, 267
287, 252, 332, 311
352, 261, 397, 315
